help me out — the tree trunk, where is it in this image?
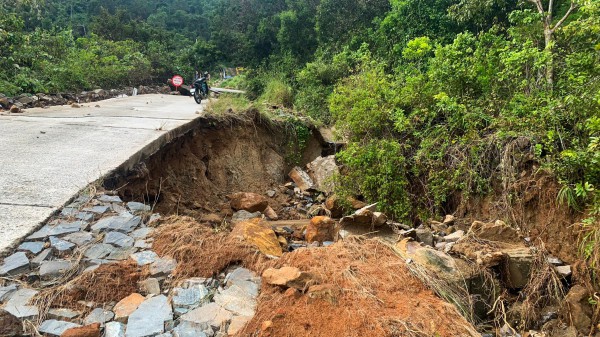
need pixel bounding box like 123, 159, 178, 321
544, 28, 554, 88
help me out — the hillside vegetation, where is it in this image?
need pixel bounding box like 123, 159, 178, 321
2, 0, 599, 277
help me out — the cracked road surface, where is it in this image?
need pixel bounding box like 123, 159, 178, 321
0, 94, 203, 253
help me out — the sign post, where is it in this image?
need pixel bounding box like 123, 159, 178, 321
171, 75, 184, 91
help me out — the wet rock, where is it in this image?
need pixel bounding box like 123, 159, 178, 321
104, 232, 135, 247
229, 192, 269, 213
84, 308, 114, 326
130, 251, 159, 266
230, 220, 283, 257
28, 222, 82, 240
84, 244, 115, 259
39, 319, 81, 336
306, 155, 339, 193
18, 241, 45, 254
288, 167, 315, 191
50, 236, 76, 254
138, 278, 161, 295
105, 322, 126, 337
0, 284, 18, 303
415, 228, 434, 246
180, 302, 233, 330
114, 293, 145, 323
47, 308, 81, 321
503, 247, 533, 289
92, 215, 141, 233
231, 210, 262, 223
40, 260, 73, 280
305, 216, 336, 243
61, 322, 101, 337
149, 257, 177, 276
126, 295, 173, 337
0, 309, 23, 336
443, 230, 465, 243
0, 252, 30, 276
64, 232, 94, 246
127, 202, 151, 213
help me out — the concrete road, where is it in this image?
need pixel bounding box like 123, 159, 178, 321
0, 94, 204, 253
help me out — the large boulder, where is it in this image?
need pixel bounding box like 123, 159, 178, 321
229, 192, 269, 213
288, 167, 315, 191
307, 156, 339, 193
230, 220, 283, 257
305, 216, 336, 243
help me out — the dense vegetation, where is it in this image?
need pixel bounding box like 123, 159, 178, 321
2, 0, 599, 271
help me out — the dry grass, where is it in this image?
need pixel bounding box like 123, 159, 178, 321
151, 216, 266, 280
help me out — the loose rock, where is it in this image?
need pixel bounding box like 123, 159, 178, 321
126, 295, 173, 337
229, 192, 269, 213
114, 293, 145, 323
0, 252, 30, 276
230, 220, 283, 257
39, 319, 80, 336
305, 216, 336, 243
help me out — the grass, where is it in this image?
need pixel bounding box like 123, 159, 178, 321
204, 93, 253, 115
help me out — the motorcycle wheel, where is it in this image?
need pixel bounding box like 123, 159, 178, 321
193, 88, 202, 104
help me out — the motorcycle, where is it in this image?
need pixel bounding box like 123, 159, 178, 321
190, 76, 209, 104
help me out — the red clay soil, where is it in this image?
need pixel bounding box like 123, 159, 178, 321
238, 238, 480, 337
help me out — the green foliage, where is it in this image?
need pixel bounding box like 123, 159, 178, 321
260, 76, 294, 108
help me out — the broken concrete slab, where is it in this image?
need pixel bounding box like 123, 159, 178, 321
125, 295, 173, 337
0, 251, 30, 276
503, 247, 533, 289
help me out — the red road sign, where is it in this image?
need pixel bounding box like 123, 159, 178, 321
172, 75, 184, 87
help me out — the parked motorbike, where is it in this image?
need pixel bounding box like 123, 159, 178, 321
191, 75, 209, 104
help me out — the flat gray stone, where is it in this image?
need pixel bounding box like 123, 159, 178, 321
0, 252, 30, 276
27, 222, 82, 240
4, 288, 39, 319
0, 284, 18, 303
125, 295, 173, 337
84, 308, 114, 326
105, 321, 126, 337
139, 278, 161, 295
61, 207, 79, 217
172, 321, 208, 337
84, 243, 115, 259
131, 228, 153, 239
39, 319, 81, 336
172, 286, 210, 314
213, 283, 257, 316
106, 247, 137, 260
130, 251, 158, 266
63, 231, 94, 246
98, 195, 122, 203
226, 267, 260, 286
50, 236, 76, 253
76, 212, 95, 222
104, 231, 134, 247
31, 248, 53, 267
443, 230, 465, 243
47, 308, 81, 320
134, 240, 152, 249
231, 210, 262, 223
92, 215, 141, 233
40, 260, 73, 280
127, 202, 151, 212
18, 241, 45, 254
180, 302, 232, 330
150, 257, 177, 276
84, 205, 110, 214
